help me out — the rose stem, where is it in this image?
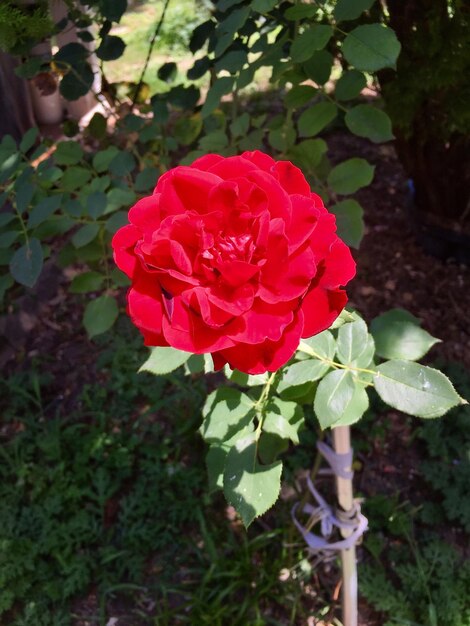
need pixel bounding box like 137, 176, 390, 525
333, 425, 358, 626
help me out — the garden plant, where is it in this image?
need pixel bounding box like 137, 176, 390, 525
0, 0, 468, 625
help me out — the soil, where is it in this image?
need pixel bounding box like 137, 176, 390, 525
1, 131, 469, 626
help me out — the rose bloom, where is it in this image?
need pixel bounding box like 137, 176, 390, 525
112, 151, 355, 374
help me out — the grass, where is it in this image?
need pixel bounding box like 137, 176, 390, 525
0, 320, 334, 626
1, 309, 469, 626
104, 0, 211, 95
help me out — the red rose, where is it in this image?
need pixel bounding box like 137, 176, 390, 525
112, 151, 355, 374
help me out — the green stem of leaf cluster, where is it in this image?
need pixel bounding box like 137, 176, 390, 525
14, 199, 30, 247
321, 88, 348, 114
298, 341, 376, 386
254, 371, 278, 440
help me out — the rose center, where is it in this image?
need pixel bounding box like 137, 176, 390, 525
202, 232, 255, 265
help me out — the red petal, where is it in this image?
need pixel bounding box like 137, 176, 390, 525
274, 160, 311, 195
240, 150, 276, 172
228, 299, 294, 344
216, 312, 303, 374
208, 282, 255, 316
190, 154, 224, 171
127, 277, 164, 335
318, 239, 356, 288
157, 167, 221, 216
112, 224, 140, 278
128, 195, 161, 230
287, 194, 320, 253
301, 287, 348, 338
161, 297, 237, 353
206, 155, 259, 179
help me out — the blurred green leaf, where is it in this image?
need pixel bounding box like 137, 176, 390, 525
9, 238, 43, 287
345, 105, 394, 143
327, 158, 375, 194
342, 24, 401, 71
83, 295, 119, 338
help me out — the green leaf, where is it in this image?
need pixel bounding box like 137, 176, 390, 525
187, 56, 211, 80
69, 271, 104, 293
258, 433, 289, 465
285, 85, 316, 109
223, 434, 282, 527
335, 70, 367, 101
96, 35, 126, 61
139, 346, 191, 375
87, 112, 107, 140
9, 238, 43, 287
101, 0, 127, 22
269, 124, 296, 152
291, 25, 333, 63
302, 50, 334, 85
206, 419, 255, 491
20, 128, 39, 153
185, 353, 214, 375
327, 158, 375, 194
298, 330, 336, 360
228, 369, 270, 387
55, 42, 89, 64
314, 370, 367, 429
15, 57, 44, 79
263, 398, 304, 444
374, 361, 465, 418
173, 114, 203, 146
86, 191, 107, 220
0, 231, 20, 248
61, 166, 91, 191
201, 77, 234, 118
72, 223, 100, 248
37, 166, 63, 185
288, 138, 327, 172
200, 388, 255, 444
285, 4, 318, 20
105, 211, 128, 233
342, 24, 401, 72
0, 212, 15, 228
330, 199, 364, 248
214, 7, 250, 57
214, 50, 248, 74
106, 187, 136, 212
83, 295, 119, 338
199, 130, 228, 152
371, 311, 440, 361
355, 334, 375, 369
334, 0, 375, 22
298, 102, 337, 137
278, 360, 330, 393
336, 318, 369, 365
157, 61, 177, 82
15, 183, 34, 213
109, 151, 136, 177
189, 20, 214, 54
345, 105, 394, 143
28, 195, 63, 228
206, 444, 229, 491
93, 147, 119, 172
230, 113, 250, 138
134, 167, 158, 192
251, 0, 277, 10
59, 62, 94, 100
239, 129, 265, 151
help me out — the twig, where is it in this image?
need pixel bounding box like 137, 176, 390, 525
131, 0, 171, 107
